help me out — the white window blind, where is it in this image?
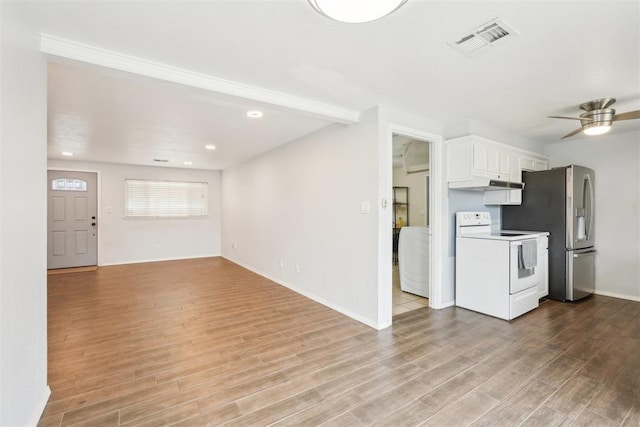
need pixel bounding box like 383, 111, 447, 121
125, 180, 208, 218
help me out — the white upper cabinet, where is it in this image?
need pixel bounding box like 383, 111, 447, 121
535, 159, 548, 171
519, 157, 536, 172
446, 135, 549, 205
449, 136, 513, 182
519, 156, 548, 173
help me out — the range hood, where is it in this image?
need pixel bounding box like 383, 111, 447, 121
449, 177, 525, 191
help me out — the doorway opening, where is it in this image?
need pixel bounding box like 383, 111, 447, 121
391, 135, 431, 316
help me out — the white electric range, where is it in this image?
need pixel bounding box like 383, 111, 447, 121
455, 211, 549, 320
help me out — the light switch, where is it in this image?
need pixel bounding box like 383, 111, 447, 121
105, 206, 113, 213
360, 201, 371, 214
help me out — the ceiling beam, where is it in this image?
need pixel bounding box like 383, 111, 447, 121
40, 34, 360, 125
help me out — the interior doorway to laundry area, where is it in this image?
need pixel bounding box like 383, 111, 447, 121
392, 134, 431, 316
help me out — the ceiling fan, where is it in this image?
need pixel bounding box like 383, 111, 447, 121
548, 98, 640, 139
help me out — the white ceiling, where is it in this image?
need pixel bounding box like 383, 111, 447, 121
47, 62, 334, 169
29, 0, 640, 170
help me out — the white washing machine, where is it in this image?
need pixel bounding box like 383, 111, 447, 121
398, 226, 430, 298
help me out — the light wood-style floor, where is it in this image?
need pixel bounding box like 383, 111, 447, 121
40, 257, 640, 426
392, 266, 428, 316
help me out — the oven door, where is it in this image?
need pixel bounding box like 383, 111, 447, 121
510, 239, 540, 294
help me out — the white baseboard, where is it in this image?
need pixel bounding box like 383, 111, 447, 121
432, 299, 456, 309
29, 386, 51, 426
222, 256, 383, 330
594, 290, 640, 302
99, 253, 222, 267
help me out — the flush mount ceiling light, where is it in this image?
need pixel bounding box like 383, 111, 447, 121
184, 161, 193, 166
582, 123, 611, 135
205, 144, 216, 150
246, 110, 263, 118
61, 151, 74, 156
308, 0, 407, 23
582, 124, 612, 136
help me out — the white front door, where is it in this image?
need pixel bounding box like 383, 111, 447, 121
47, 170, 97, 269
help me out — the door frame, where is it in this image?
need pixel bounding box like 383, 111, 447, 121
47, 167, 102, 267
377, 124, 445, 328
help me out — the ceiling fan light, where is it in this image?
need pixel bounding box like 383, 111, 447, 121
583, 124, 611, 136
308, 0, 407, 23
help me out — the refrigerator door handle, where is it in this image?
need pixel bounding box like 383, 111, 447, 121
574, 249, 597, 258
585, 174, 594, 241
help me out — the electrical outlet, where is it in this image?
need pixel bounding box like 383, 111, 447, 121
232, 243, 238, 250
295, 264, 300, 274
279, 259, 284, 269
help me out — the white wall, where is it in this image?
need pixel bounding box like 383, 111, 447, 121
393, 167, 428, 227
48, 160, 222, 266
0, 2, 50, 425
222, 108, 381, 327
545, 131, 640, 301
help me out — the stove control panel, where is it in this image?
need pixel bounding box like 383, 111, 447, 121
456, 211, 491, 226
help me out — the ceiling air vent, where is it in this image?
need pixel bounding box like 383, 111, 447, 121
450, 18, 519, 56
153, 158, 170, 163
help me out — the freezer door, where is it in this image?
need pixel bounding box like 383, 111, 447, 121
567, 165, 595, 250
566, 248, 596, 301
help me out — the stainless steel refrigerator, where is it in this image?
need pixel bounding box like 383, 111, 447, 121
502, 165, 596, 301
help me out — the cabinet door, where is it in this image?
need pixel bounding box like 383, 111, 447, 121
472, 142, 488, 172
509, 153, 522, 182
487, 145, 500, 174
472, 141, 500, 179
519, 157, 536, 172
498, 151, 510, 176
484, 189, 521, 205
446, 140, 473, 182
534, 159, 548, 171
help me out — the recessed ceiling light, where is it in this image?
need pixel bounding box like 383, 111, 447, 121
61, 151, 73, 156
246, 110, 263, 118
205, 144, 216, 150
184, 161, 193, 166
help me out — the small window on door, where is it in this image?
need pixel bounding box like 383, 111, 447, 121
51, 178, 88, 191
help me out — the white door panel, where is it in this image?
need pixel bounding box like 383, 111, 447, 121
74, 197, 87, 221
47, 171, 97, 269
52, 231, 65, 256
52, 197, 65, 221
75, 230, 88, 254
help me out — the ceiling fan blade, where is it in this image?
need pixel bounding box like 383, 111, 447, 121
548, 115, 591, 121
613, 110, 640, 121
561, 128, 584, 139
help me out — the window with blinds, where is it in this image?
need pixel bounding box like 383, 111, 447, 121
124, 179, 208, 218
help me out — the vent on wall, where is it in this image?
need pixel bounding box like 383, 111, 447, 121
450, 18, 519, 56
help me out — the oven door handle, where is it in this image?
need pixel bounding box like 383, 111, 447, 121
511, 239, 537, 247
